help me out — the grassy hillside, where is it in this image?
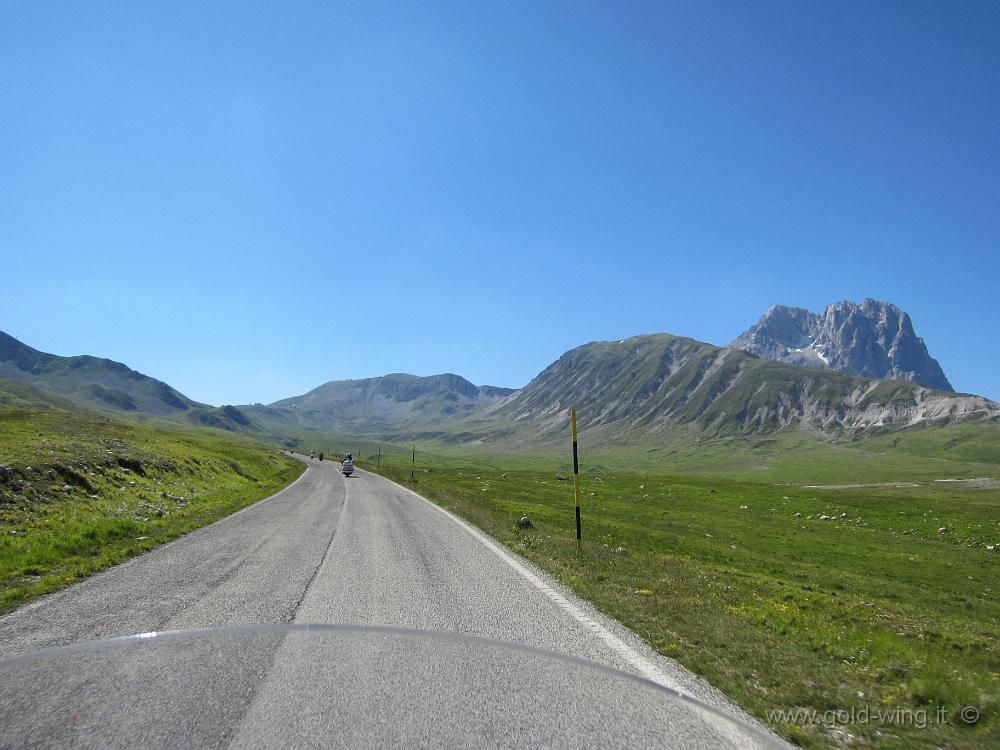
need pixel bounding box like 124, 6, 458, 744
365, 441, 999, 749
0, 410, 303, 613
0, 331, 202, 416
0, 333, 258, 433
861, 422, 1000, 466
0, 380, 77, 412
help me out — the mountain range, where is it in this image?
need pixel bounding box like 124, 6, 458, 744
244, 374, 514, 436
474, 333, 995, 445
2, 299, 996, 447
0, 331, 253, 431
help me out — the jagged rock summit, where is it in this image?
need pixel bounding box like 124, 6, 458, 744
730, 299, 953, 391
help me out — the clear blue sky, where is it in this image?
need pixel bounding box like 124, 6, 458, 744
2, 1, 998, 405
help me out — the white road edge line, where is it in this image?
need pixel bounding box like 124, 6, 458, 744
369, 470, 775, 748
371, 471, 685, 693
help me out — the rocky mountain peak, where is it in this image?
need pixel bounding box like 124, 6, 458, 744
730, 299, 953, 391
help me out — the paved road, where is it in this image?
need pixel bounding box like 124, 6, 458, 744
0, 457, 782, 748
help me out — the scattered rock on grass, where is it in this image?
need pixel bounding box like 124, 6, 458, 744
518, 516, 533, 529
138, 501, 166, 517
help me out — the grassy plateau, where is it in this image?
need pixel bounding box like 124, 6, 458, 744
0, 410, 303, 613
364, 429, 999, 750
2, 400, 996, 748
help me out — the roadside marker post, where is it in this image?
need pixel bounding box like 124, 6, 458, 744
411, 443, 416, 482
572, 408, 582, 551
377, 448, 382, 469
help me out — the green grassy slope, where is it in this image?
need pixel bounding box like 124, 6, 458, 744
0, 380, 78, 412
0, 331, 201, 416
0, 410, 304, 612
861, 422, 1000, 466
0, 333, 258, 433
363, 441, 999, 749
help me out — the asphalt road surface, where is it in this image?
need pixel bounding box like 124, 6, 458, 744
0, 456, 783, 748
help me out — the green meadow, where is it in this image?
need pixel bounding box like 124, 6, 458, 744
0, 410, 303, 613
2, 404, 997, 748
365, 429, 999, 749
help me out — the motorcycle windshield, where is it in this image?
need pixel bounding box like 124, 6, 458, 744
0, 624, 781, 748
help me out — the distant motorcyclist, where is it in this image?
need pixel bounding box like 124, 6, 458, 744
342, 453, 354, 477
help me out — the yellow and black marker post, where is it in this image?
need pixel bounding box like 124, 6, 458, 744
572, 408, 582, 551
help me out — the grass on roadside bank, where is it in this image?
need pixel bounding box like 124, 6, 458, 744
0, 410, 303, 614
364, 447, 999, 750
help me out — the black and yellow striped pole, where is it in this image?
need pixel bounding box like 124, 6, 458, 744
572, 408, 582, 551
411, 443, 416, 481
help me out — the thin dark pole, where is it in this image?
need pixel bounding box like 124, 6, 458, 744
572, 408, 581, 551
